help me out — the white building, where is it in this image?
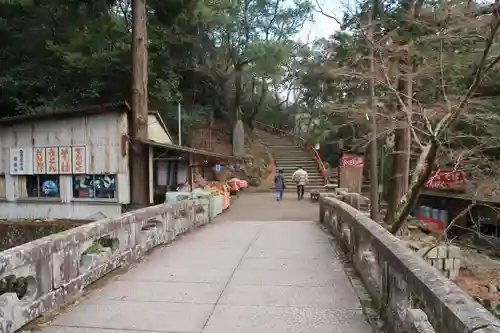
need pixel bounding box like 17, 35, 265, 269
0, 102, 181, 220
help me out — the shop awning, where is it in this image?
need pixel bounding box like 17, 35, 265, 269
141, 139, 237, 161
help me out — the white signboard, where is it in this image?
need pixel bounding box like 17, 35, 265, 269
72, 146, 87, 174
45, 147, 59, 174
10, 148, 33, 175
33, 147, 46, 174
58, 146, 72, 174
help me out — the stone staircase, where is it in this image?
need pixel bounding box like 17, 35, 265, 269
255, 130, 325, 191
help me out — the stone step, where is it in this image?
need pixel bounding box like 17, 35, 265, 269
277, 165, 321, 170
276, 160, 318, 163
281, 179, 324, 183
281, 176, 324, 180
279, 170, 322, 174
270, 147, 308, 150
272, 154, 312, 158
277, 168, 320, 172
281, 174, 323, 178
275, 161, 319, 165
271, 152, 309, 156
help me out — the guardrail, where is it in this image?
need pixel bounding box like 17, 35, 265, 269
319, 193, 500, 333
253, 121, 327, 184
0, 197, 212, 333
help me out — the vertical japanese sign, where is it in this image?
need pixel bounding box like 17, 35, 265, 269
72, 146, 86, 174
58, 147, 72, 174
10, 148, 32, 175
45, 147, 59, 174
33, 147, 46, 174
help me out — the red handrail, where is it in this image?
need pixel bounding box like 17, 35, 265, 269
253, 121, 328, 184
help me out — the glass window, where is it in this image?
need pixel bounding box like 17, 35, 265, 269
73, 174, 116, 199
18, 175, 60, 198
0, 175, 5, 198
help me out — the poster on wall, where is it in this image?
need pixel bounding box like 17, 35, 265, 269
58, 147, 72, 174
45, 147, 59, 174
10, 148, 33, 175
33, 147, 46, 174
72, 146, 87, 174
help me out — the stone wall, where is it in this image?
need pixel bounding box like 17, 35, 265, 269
319, 194, 500, 333
408, 243, 462, 280
0, 197, 212, 333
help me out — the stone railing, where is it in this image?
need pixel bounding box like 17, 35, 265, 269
319, 194, 500, 333
0, 197, 212, 333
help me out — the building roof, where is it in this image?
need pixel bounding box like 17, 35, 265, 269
0, 101, 234, 160
0, 102, 131, 125
142, 139, 236, 160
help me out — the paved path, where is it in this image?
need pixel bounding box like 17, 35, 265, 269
35, 194, 373, 333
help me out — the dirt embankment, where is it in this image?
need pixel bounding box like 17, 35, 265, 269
189, 122, 274, 189
0, 220, 86, 251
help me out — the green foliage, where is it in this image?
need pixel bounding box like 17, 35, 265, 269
0, 0, 312, 127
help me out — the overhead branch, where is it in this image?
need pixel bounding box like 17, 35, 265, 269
314, 0, 342, 25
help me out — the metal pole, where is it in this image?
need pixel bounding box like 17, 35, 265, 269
178, 103, 182, 146
368, 0, 380, 220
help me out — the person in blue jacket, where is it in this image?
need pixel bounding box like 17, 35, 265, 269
274, 169, 286, 201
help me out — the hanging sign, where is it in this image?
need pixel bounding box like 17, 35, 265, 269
45, 147, 59, 174
424, 170, 466, 192
10, 148, 33, 175
33, 147, 46, 174
72, 146, 87, 174
340, 155, 364, 168
58, 147, 72, 174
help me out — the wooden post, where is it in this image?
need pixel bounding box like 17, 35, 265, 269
189, 153, 194, 190
130, 0, 149, 206
339, 153, 365, 193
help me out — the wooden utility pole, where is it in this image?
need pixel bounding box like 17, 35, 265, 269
368, 0, 380, 220
130, 0, 149, 206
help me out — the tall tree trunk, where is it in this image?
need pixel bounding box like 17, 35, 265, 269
385, 59, 412, 225
384, 101, 398, 224
389, 141, 438, 233
130, 0, 149, 206
233, 70, 242, 121
246, 82, 266, 127
403, 63, 413, 194
368, 0, 379, 220
385, 125, 407, 224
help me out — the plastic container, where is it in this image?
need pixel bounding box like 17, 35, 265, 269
420, 206, 431, 218
165, 191, 190, 204
212, 195, 224, 216
431, 208, 440, 221
439, 209, 449, 226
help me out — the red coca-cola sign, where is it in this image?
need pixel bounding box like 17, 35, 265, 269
340, 155, 364, 168
424, 170, 466, 192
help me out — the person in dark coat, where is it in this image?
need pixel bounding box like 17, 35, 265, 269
274, 169, 286, 201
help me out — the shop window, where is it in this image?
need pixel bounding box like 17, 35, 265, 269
18, 175, 60, 198
0, 175, 5, 198
73, 174, 116, 199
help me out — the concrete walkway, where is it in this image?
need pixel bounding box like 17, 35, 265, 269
35, 194, 373, 333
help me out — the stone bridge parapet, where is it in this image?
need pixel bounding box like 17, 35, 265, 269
0, 197, 212, 333
320, 194, 500, 333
